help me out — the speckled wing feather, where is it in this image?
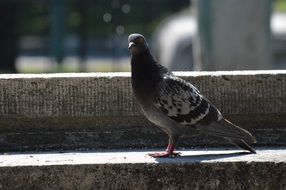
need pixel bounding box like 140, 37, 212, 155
154, 74, 222, 126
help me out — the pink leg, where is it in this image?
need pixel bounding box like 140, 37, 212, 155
148, 143, 181, 158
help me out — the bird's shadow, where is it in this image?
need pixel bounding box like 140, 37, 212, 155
154, 151, 252, 163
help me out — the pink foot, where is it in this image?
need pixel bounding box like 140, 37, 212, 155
148, 151, 181, 158
148, 143, 181, 158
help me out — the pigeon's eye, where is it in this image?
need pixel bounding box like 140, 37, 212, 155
138, 37, 144, 43
135, 37, 144, 45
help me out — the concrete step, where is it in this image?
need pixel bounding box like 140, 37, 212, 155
0, 71, 285, 151
0, 148, 285, 190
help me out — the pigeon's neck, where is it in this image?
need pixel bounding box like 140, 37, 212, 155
131, 50, 167, 101
131, 50, 166, 79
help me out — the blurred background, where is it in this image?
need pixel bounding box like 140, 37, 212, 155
0, 0, 285, 73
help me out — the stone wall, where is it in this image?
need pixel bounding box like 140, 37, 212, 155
0, 71, 285, 151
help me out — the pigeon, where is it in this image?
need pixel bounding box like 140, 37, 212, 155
128, 33, 257, 158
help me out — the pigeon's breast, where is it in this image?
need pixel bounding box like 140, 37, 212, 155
131, 76, 160, 104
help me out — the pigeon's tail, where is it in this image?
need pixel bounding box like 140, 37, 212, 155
225, 138, 256, 154
198, 118, 257, 153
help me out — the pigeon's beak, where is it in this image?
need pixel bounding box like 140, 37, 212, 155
128, 42, 135, 50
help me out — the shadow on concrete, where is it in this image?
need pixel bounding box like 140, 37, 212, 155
155, 151, 251, 163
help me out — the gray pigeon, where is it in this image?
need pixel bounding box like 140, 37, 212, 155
128, 33, 256, 158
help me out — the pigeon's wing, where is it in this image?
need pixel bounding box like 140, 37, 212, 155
154, 75, 256, 146
154, 75, 222, 126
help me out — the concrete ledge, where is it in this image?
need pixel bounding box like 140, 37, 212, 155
0, 71, 286, 151
1, 70, 286, 129
0, 148, 285, 189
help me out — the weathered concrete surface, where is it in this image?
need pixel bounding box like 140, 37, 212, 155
0, 71, 285, 128
0, 148, 285, 190
0, 126, 285, 152
0, 71, 285, 151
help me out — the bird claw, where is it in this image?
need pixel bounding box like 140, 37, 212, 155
148, 151, 181, 158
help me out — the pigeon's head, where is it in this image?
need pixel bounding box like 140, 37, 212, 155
128, 33, 149, 55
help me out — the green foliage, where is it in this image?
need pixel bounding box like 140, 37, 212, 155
17, 0, 190, 37
18, 1, 50, 36
274, 0, 286, 12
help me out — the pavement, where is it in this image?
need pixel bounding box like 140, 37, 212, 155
1, 147, 285, 167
